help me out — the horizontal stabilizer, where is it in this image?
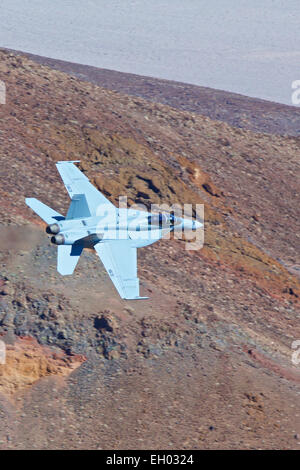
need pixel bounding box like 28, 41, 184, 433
57, 244, 83, 275
25, 198, 64, 224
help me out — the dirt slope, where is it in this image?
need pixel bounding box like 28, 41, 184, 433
0, 49, 299, 449
7, 48, 300, 137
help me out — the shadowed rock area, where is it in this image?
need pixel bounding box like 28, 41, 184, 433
0, 49, 299, 449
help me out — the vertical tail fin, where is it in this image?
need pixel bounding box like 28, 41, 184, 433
66, 194, 91, 220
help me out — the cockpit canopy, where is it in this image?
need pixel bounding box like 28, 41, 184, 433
147, 213, 181, 227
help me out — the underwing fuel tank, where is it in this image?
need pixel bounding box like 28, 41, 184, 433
46, 223, 60, 234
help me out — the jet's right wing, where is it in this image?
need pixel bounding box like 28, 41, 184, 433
94, 241, 148, 300
56, 161, 115, 217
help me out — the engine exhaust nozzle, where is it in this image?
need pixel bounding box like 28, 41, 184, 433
46, 223, 60, 234
51, 234, 65, 245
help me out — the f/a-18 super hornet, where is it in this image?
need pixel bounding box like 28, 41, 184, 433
26, 161, 202, 300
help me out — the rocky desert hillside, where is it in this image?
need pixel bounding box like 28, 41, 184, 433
9, 48, 300, 137
0, 49, 299, 449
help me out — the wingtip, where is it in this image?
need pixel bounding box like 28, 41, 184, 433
57, 268, 73, 276
123, 296, 149, 300
56, 160, 81, 164
25, 197, 35, 205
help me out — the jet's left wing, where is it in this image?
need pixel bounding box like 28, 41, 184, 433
56, 161, 115, 216
94, 241, 148, 300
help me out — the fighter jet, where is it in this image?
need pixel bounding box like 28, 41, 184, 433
25, 161, 202, 300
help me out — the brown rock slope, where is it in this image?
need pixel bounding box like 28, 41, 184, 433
7, 48, 300, 137
0, 49, 299, 449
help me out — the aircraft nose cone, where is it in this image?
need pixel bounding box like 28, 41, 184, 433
183, 219, 202, 230
194, 220, 203, 229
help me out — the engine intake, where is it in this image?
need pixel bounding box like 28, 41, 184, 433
46, 223, 60, 234
51, 234, 65, 245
